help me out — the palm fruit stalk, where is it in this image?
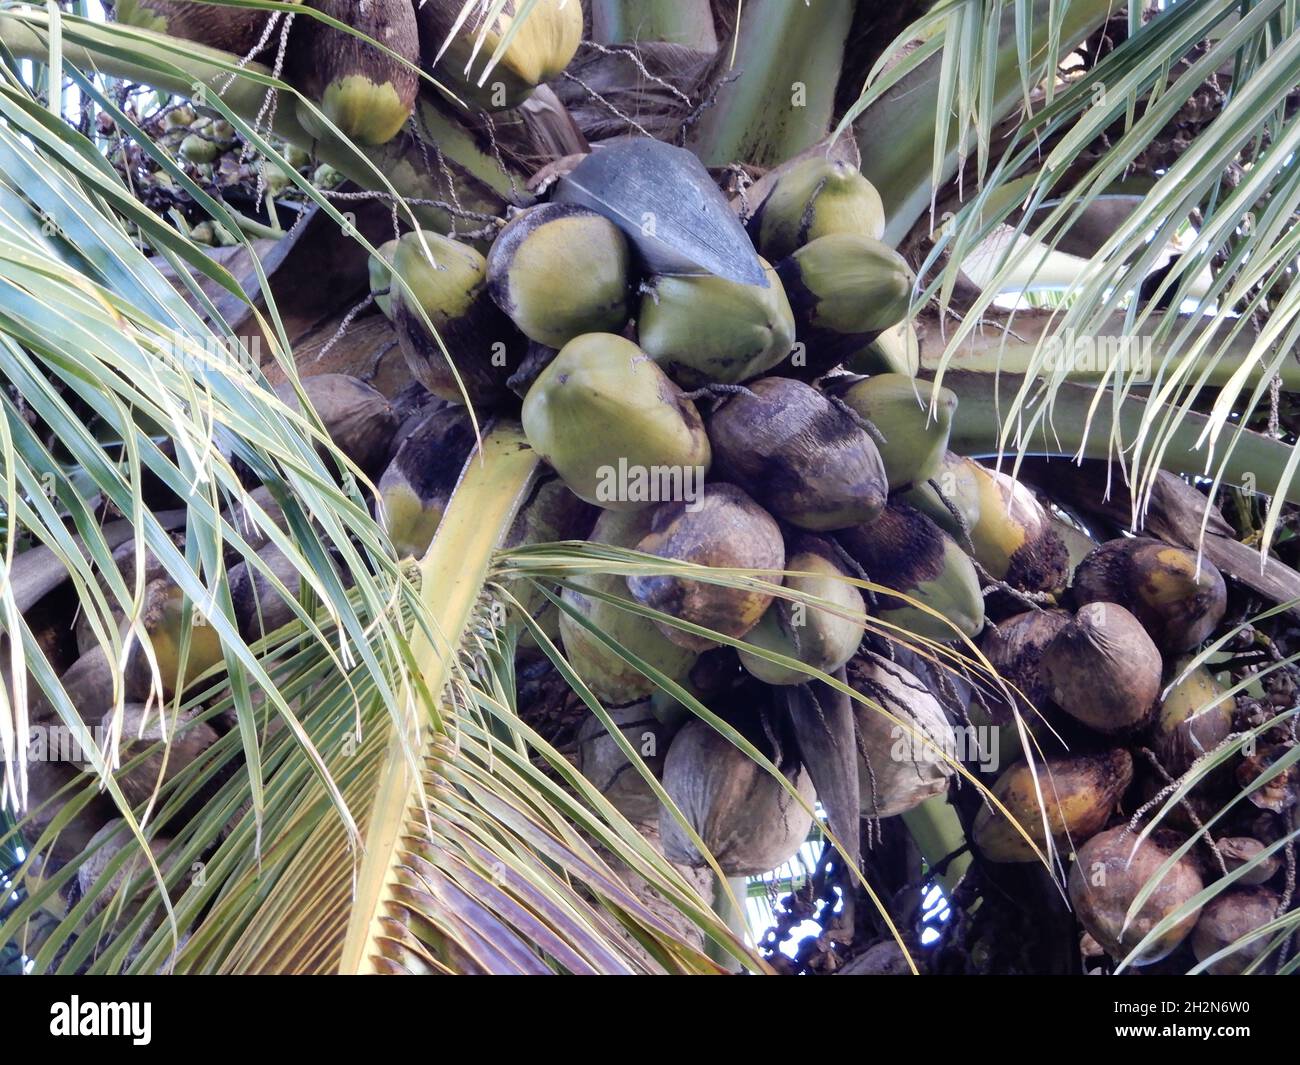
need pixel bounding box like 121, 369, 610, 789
626, 484, 785, 652
377, 406, 475, 558
368, 237, 401, 320
962, 462, 1070, 594
416, 0, 582, 111
830, 373, 956, 491
110, 0, 298, 56
574, 702, 678, 828
705, 376, 887, 531
1040, 602, 1163, 735
487, 204, 633, 348
637, 259, 796, 387
287, 0, 420, 147
1069, 826, 1204, 966
390, 230, 524, 407
739, 536, 866, 685
521, 333, 711, 510
837, 501, 985, 642
849, 652, 956, 818
1191, 887, 1281, 974
775, 233, 913, 380
902, 450, 982, 539
1070, 537, 1227, 653
976, 608, 1071, 724
972, 748, 1133, 862
747, 154, 886, 260
1150, 657, 1235, 775
658, 717, 815, 877
559, 510, 698, 704
275, 373, 399, 476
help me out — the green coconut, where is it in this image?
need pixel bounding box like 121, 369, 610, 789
521, 333, 712, 510
738, 536, 866, 684
637, 259, 795, 386
831, 373, 956, 491
749, 154, 886, 260
487, 203, 632, 348
288, 0, 420, 147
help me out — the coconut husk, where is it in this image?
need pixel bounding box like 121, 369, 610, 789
972, 749, 1133, 863
977, 609, 1071, 724
1068, 826, 1203, 966
626, 484, 785, 651
706, 377, 887, 531
1191, 886, 1281, 974
849, 652, 956, 819
275, 372, 399, 476
659, 718, 815, 877
1070, 536, 1227, 653
575, 703, 677, 827
1041, 602, 1163, 735
81, 704, 220, 808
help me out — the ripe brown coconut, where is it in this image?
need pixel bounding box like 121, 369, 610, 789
1191, 887, 1281, 974
973, 749, 1133, 863
79, 704, 221, 808
626, 484, 785, 652
18, 759, 115, 868
1217, 837, 1281, 885
659, 718, 815, 877
1068, 826, 1204, 966
964, 463, 1070, 594
848, 652, 957, 818
976, 609, 1071, 724
574, 703, 677, 828
287, 0, 420, 147
1149, 657, 1235, 775
1041, 602, 1163, 735
77, 819, 178, 927
705, 377, 887, 531
1070, 537, 1227, 653
275, 373, 398, 477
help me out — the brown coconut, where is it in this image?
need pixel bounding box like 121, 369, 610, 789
659, 718, 815, 877
81, 704, 220, 808
973, 749, 1133, 863
1071, 537, 1227, 652
626, 484, 785, 652
275, 373, 399, 477
1191, 887, 1280, 975
574, 703, 676, 828
705, 377, 888, 531
1041, 602, 1163, 735
1068, 826, 1203, 965
848, 652, 957, 818
1217, 837, 1281, 886
976, 609, 1071, 724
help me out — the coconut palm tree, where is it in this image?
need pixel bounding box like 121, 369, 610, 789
0, 0, 1297, 976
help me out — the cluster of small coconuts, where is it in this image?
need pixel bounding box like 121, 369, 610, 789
17, 1, 1283, 975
